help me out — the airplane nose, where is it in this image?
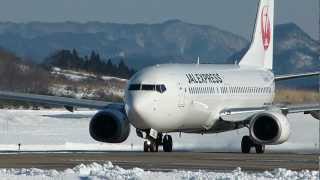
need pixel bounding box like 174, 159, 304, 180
125, 94, 150, 129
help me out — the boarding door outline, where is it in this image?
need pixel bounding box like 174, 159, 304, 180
177, 81, 186, 108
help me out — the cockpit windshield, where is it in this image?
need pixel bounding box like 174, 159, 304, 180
141, 84, 155, 91
128, 84, 167, 93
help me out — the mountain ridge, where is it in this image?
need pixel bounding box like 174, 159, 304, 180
0, 20, 248, 66
0, 20, 317, 77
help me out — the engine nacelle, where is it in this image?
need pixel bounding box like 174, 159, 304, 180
249, 111, 290, 145
310, 111, 320, 120
89, 109, 130, 143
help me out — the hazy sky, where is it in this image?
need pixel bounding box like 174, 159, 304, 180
0, 0, 318, 39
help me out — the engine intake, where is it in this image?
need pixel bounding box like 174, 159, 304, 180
310, 111, 320, 120
89, 109, 130, 143
250, 111, 290, 145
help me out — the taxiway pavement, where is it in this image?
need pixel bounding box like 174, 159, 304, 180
0, 152, 318, 171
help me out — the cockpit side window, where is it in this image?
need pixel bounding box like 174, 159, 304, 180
129, 84, 166, 93
128, 84, 141, 90
156, 84, 166, 93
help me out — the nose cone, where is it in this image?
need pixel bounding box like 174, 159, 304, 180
125, 93, 151, 129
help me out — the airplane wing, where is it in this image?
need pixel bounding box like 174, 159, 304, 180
217, 71, 320, 122
283, 103, 320, 114
0, 90, 121, 111
220, 103, 320, 122
275, 71, 320, 81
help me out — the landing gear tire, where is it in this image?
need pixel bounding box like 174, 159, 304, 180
144, 141, 158, 152
255, 144, 265, 154
163, 135, 173, 152
150, 141, 158, 152
241, 136, 252, 153
143, 141, 149, 152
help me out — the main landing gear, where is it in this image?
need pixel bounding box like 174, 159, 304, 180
138, 129, 173, 152
241, 135, 265, 154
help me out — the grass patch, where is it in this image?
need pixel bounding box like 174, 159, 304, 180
274, 89, 319, 104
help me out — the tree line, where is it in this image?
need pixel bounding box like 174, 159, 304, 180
44, 49, 135, 79
0, 48, 129, 108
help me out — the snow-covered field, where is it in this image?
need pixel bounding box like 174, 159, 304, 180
52, 67, 127, 82
0, 109, 318, 152
0, 161, 318, 180
50, 67, 127, 98
0, 109, 318, 179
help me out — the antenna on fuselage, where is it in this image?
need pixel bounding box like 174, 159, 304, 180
196, 56, 200, 65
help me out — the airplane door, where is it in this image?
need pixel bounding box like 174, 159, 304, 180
177, 82, 186, 108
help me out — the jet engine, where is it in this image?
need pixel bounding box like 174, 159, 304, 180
89, 109, 130, 143
310, 111, 320, 120
249, 111, 290, 145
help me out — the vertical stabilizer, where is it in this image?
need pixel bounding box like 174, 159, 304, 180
239, 0, 274, 70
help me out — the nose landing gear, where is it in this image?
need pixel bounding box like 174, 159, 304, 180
143, 140, 159, 152
138, 129, 173, 152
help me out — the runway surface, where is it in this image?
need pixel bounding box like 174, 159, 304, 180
0, 152, 318, 171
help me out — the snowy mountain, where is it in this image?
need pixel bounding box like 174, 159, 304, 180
229, 23, 319, 73
228, 23, 319, 90
0, 21, 317, 71
0, 21, 317, 89
273, 23, 319, 74
273, 23, 319, 89
0, 20, 247, 67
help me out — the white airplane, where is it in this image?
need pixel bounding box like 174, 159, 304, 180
0, 0, 319, 153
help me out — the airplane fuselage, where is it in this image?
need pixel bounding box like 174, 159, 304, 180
124, 64, 275, 133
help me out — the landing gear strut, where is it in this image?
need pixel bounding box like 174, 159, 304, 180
140, 129, 173, 152
143, 140, 159, 152
241, 135, 265, 154
163, 135, 173, 152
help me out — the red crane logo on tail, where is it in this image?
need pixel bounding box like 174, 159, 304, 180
261, 6, 271, 50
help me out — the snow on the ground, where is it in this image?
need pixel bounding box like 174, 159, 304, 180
0, 162, 318, 180
0, 110, 318, 179
52, 67, 96, 81
52, 67, 127, 82
101, 75, 127, 82
0, 109, 139, 151
0, 109, 318, 152
50, 67, 127, 98
49, 84, 125, 99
